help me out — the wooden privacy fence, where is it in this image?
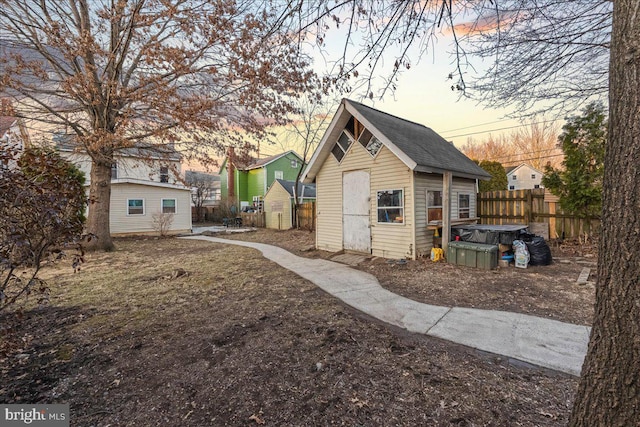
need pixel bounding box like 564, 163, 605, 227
240, 212, 266, 228
296, 201, 316, 231
477, 189, 600, 239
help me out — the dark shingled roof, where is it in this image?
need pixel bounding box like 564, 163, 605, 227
274, 179, 316, 198
346, 100, 490, 179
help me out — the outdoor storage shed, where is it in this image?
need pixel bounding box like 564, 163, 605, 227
302, 98, 490, 260
264, 179, 316, 230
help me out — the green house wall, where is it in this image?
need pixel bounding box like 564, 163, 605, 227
246, 168, 265, 202
221, 152, 304, 206
264, 153, 303, 190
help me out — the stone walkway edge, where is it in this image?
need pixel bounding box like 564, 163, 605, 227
182, 235, 590, 377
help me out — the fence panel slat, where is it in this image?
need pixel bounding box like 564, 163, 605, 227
477, 189, 599, 239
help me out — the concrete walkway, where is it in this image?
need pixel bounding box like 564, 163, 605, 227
182, 235, 590, 376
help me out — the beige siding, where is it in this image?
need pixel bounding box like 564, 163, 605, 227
316, 142, 414, 259
108, 183, 192, 235
264, 183, 293, 230
414, 174, 477, 257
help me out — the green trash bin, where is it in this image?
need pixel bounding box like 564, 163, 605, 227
447, 241, 498, 270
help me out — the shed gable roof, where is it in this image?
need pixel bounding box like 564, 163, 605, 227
273, 179, 316, 198
303, 99, 490, 182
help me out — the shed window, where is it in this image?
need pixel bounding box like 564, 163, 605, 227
377, 189, 404, 224
358, 128, 373, 147
509, 185, 515, 190
427, 190, 443, 222
531, 174, 536, 179
512, 175, 517, 180
290, 159, 298, 168
128, 199, 144, 215
458, 194, 470, 219
274, 170, 283, 180
331, 131, 353, 163
365, 137, 383, 157
162, 199, 176, 214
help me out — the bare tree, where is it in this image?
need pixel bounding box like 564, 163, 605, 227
185, 170, 217, 222
0, 0, 317, 251
461, 118, 563, 170
281, 95, 334, 227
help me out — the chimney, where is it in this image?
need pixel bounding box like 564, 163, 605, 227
227, 146, 235, 199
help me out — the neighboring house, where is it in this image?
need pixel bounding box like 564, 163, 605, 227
184, 170, 221, 207
264, 179, 316, 230
505, 163, 544, 190
53, 133, 192, 236
302, 98, 490, 260
220, 149, 304, 209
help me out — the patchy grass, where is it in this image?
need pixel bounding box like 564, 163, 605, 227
1, 236, 578, 426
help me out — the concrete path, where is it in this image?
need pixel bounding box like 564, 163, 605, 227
182, 235, 590, 376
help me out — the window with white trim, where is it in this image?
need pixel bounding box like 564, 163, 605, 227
531, 174, 536, 179
128, 199, 144, 215
160, 166, 169, 183
290, 159, 298, 168
331, 131, 353, 162
512, 175, 517, 180
274, 170, 283, 180
162, 198, 176, 214
377, 189, 404, 224
111, 162, 118, 180
458, 194, 470, 219
427, 190, 443, 222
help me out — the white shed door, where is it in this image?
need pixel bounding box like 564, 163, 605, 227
343, 170, 371, 253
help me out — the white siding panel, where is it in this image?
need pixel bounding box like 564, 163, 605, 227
109, 183, 191, 235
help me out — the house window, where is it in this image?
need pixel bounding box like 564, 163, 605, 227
290, 159, 298, 168
509, 185, 515, 190
127, 199, 144, 215
427, 190, 443, 222
274, 170, 283, 180
111, 163, 118, 179
512, 175, 517, 180
331, 131, 353, 162
531, 174, 536, 179
160, 166, 169, 183
534, 184, 540, 189
377, 189, 404, 224
458, 194, 470, 219
162, 199, 176, 214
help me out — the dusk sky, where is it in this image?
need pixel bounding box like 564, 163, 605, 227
257, 17, 540, 159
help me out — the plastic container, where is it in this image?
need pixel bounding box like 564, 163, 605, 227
447, 241, 499, 270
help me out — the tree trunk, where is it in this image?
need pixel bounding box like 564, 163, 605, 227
569, 1, 640, 425
85, 160, 115, 251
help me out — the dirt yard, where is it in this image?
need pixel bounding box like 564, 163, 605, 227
0, 230, 594, 426
224, 228, 596, 325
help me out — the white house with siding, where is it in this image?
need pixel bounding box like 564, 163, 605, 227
54, 134, 192, 236
505, 163, 544, 190
302, 99, 490, 260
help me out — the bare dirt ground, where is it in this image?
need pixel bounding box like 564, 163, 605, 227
224, 228, 596, 325
0, 231, 592, 426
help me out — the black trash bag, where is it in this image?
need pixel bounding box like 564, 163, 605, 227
524, 236, 553, 266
